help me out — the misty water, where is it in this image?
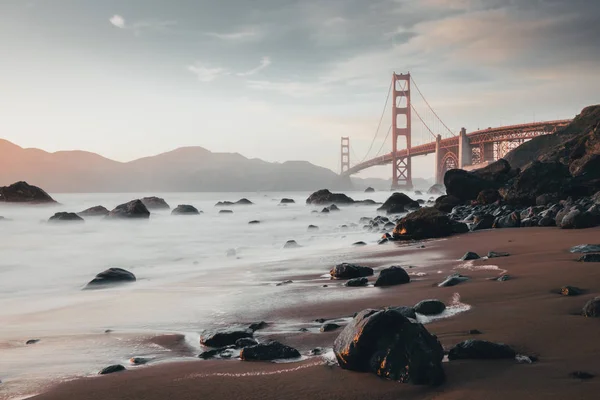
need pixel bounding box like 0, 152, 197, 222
0, 190, 434, 398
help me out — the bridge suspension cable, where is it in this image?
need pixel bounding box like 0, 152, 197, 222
410, 104, 437, 140
356, 79, 393, 163
410, 76, 456, 137
373, 124, 392, 158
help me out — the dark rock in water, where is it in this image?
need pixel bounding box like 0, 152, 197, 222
328, 204, 340, 212
476, 189, 501, 205
434, 195, 462, 213
216, 201, 234, 207
352, 241, 367, 247
393, 207, 468, 240
582, 297, 600, 317
414, 299, 446, 315
276, 280, 293, 286
306, 189, 354, 205
365, 187, 375, 193
346, 277, 369, 287
198, 346, 235, 360
0, 181, 56, 204
438, 274, 469, 287
374, 266, 410, 287
570, 371, 595, 380
283, 240, 301, 249
235, 198, 253, 205
493, 211, 521, 228
488, 251, 510, 258
85, 268, 136, 289
280, 198, 295, 204
468, 329, 483, 335
321, 207, 330, 213
387, 306, 417, 320
106, 200, 150, 219
356, 199, 379, 206
219, 209, 233, 214
310, 348, 324, 356
448, 340, 516, 360
414, 190, 423, 195
48, 212, 84, 223
248, 220, 260, 225
241, 341, 300, 361
201, 327, 253, 347
141, 196, 170, 210
578, 254, 600, 262
249, 321, 268, 331
492, 274, 511, 282
320, 323, 341, 332
461, 252, 480, 261
444, 164, 504, 202
235, 337, 259, 348
26, 339, 40, 345
330, 263, 374, 279
78, 206, 109, 217
417, 199, 425, 205
171, 204, 200, 215
130, 357, 150, 365
560, 286, 583, 296
471, 214, 495, 231
570, 244, 600, 253
307, 224, 319, 231
378, 193, 420, 215
333, 308, 445, 385
427, 183, 445, 195
99, 364, 126, 375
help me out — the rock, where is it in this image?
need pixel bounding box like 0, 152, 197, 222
387, 306, 417, 320
240, 341, 300, 361
393, 207, 468, 240
377, 193, 420, 214
85, 268, 136, 289
328, 204, 340, 212
444, 164, 505, 202
0, 181, 56, 204
578, 254, 600, 262
280, 198, 295, 204
198, 346, 235, 360
235, 338, 259, 348
461, 252, 480, 261
495, 274, 511, 281
374, 266, 410, 287
560, 286, 583, 296
283, 240, 301, 249
364, 187, 375, 193
306, 189, 354, 205
352, 241, 367, 247
427, 183, 445, 195
201, 327, 253, 347
276, 280, 293, 286
503, 161, 572, 206
106, 200, 150, 219
471, 214, 495, 231
248, 220, 261, 224
345, 277, 369, 287
235, 198, 253, 205
307, 225, 319, 231
538, 216, 556, 227
448, 340, 516, 360
215, 201, 234, 206
48, 212, 84, 223
321, 207, 330, 214
414, 299, 446, 315
141, 196, 170, 210
320, 323, 341, 332
468, 329, 483, 335
171, 205, 200, 215
560, 210, 599, 229
434, 195, 462, 213
570, 244, 600, 253
310, 348, 324, 356
570, 371, 595, 380
330, 263, 374, 279
130, 357, 150, 365
248, 321, 268, 331
99, 365, 126, 375
536, 193, 559, 206
476, 189, 501, 205
493, 211, 521, 228
219, 209, 233, 214
582, 297, 600, 317
487, 251, 510, 258
438, 274, 469, 287
333, 308, 445, 385
26, 339, 40, 345
78, 206, 109, 217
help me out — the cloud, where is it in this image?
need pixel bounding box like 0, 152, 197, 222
109, 14, 126, 29
236, 57, 272, 77
206, 28, 262, 42
187, 63, 229, 82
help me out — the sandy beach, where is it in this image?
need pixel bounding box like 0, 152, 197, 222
30, 226, 600, 400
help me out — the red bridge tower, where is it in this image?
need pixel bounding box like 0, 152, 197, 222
391, 72, 412, 190
340, 136, 350, 174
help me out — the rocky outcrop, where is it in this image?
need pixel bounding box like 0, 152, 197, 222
434, 195, 462, 213
306, 189, 354, 205
330, 263, 374, 279
448, 340, 516, 360
0, 181, 56, 204
85, 268, 136, 289
216, 199, 254, 206
78, 206, 109, 217
48, 212, 84, 223
374, 266, 410, 287
201, 327, 253, 347
333, 308, 445, 385
377, 193, 420, 215
171, 204, 200, 215
106, 200, 150, 219
240, 341, 300, 361
393, 207, 468, 240
444, 159, 514, 202
141, 196, 170, 210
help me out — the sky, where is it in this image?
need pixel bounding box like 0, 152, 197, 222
0, 0, 599, 179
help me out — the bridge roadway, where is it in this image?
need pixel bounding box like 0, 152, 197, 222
343, 119, 572, 179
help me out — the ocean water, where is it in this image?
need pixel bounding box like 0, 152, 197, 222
0, 190, 435, 398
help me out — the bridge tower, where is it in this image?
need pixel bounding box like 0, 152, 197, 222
391, 72, 412, 190
340, 137, 350, 174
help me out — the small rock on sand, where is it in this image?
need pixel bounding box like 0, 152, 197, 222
461, 252, 480, 260
99, 365, 126, 375
448, 340, 516, 360
578, 254, 600, 262
414, 299, 446, 315
487, 251, 510, 258
560, 286, 583, 296
240, 341, 300, 361
26, 339, 40, 345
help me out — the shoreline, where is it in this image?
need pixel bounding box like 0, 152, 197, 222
28, 226, 600, 400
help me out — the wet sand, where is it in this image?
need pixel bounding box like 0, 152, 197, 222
32, 227, 600, 399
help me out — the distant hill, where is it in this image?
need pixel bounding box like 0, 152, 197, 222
0, 139, 354, 193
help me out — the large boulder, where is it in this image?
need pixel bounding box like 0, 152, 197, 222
377, 193, 420, 215
393, 207, 468, 240
171, 204, 200, 215
330, 263, 374, 279
414, 299, 446, 316
502, 161, 572, 205
559, 210, 599, 229
78, 206, 109, 217
85, 268, 136, 289
106, 200, 150, 219
141, 196, 170, 210
48, 212, 84, 223
333, 308, 445, 385
240, 341, 300, 361
444, 159, 513, 202
201, 327, 253, 347
0, 181, 56, 204
448, 340, 516, 360
306, 189, 354, 205
434, 195, 462, 213
374, 266, 410, 287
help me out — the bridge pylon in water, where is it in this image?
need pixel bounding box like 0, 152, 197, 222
391, 72, 412, 190
340, 137, 350, 174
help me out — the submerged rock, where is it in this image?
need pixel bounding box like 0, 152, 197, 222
570, 244, 600, 253
345, 277, 369, 287
330, 263, 374, 279
130, 357, 151, 365
248, 220, 261, 225
414, 299, 446, 316
320, 323, 341, 332
578, 254, 600, 262
280, 198, 295, 204
99, 364, 126, 375
0, 181, 56, 204
306, 189, 354, 205
374, 266, 410, 287
352, 241, 367, 247
438, 274, 469, 287
85, 268, 136, 289
307, 224, 319, 231
283, 240, 301, 249
582, 297, 600, 317
78, 206, 109, 217
393, 207, 468, 240
106, 200, 150, 219
240, 341, 300, 361
364, 187, 375, 193
171, 204, 200, 215
48, 212, 84, 223
201, 327, 253, 348
141, 196, 170, 210
560, 286, 583, 296
377, 193, 420, 214
488, 251, 510, 258
333, 308, 445, 385
235, 337, 259, 348
219, 209, 233, 214
448, 340, 516, 360
570, 371, 595, 380
461, 252, 480, 261
26, 339, 40, 345
248, 321, 268, 331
